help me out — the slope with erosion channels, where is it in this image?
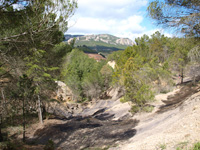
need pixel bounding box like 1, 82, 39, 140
21, 79, 200, 150
112, 82, 200, 150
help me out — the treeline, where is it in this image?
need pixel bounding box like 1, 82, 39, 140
108, 31, 199, 113
0, 0, 77, 143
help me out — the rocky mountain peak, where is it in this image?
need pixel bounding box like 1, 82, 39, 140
67, 34, 134, 46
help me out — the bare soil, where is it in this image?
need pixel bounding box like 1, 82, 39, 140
111, 83, 200, 150
18, 82, 200, 150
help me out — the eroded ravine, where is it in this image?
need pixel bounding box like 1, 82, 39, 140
26, 83, 200, 150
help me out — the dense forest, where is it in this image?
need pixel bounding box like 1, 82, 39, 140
0, 0, 199, 149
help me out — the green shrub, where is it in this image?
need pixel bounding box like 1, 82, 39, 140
142, 105, 154, 113
0, 140, 23, 150
159, 143, 166, 150
129, 105, 140, 114
193, 142, 200, 150
129, 105, 154, 114
62, 49, 108, 101
83, 146, 109, 150
120, 97, 127, 103
176, 141, 188, 150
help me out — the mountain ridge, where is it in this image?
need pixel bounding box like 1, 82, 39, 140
74, 34, 134, 46
65, 34, 134, 53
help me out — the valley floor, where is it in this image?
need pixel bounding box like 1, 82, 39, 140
15, 82, 200, 150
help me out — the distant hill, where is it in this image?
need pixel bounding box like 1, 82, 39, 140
76, 45, 97, 54
64, 34, 84, 41
65, 34, 134, 54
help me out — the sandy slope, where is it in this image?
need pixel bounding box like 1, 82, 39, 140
110, 86, 200, 150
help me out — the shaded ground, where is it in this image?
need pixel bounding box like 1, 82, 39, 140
13, 88, 134, 150
15, 79, 200, 150
157, 82, 200, 113
29, 116, 139, 150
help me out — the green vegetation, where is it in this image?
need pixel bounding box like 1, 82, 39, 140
176, 141, 189, 150
193, 142, 200, 150
0, 0, 199, 149
159, 143, 166, 150
77, 40, 126, 49
61, 49, 113, 101
83, 146, 110, 150
147, 0, 200, 37
110, 31, 199, 113
0, 0, 77, 142
77, 45, 98, 53
74, 34, 131, 54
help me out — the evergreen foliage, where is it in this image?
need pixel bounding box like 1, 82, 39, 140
0, 0, 77, 141
111, 32, 189, 112
147, 0, 200, 37
61, 49, 112, 101
110, 31, 199, 113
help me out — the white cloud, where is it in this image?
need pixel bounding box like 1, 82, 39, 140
67, 0, 165, 41
68, 15, 145, 37
75, 0, 148, 20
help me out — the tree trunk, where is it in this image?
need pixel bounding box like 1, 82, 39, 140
0, 88, 5, 142
1, 88, 6, 114
0, 115, 3, 142
181, 68, 184, 84
23, 98, 26, 142
37, 94, 43, 125
193, 76, 196, 85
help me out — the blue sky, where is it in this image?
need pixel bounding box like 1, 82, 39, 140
67, 0, 172, 41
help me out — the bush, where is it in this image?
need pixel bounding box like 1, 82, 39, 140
0, 140, 23, 150
175, 141, 188, 150
142, 105, 154, 113
129, 105, 154, 114
120, 97, 127, 103
62, 49, 109, 101
193, 142, 200, 150
159, 143, 166, 150
129, 105, 140, 114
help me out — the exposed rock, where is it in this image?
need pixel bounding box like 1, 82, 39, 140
107, 61, 116, 69
55, 81, 73, 101
116, 38, 134, 45
68, 34, 134, 46
45, 102, 84, 119
46, 86, 128, 121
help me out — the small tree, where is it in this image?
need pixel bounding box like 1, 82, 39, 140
112, 32, 172, 113
18, 74, 35, 142
0, 0, 77, 128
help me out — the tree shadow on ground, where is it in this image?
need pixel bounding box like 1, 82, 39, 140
156, 81, 200, 114
29, 114, 139, 150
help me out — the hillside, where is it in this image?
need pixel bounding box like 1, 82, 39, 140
12, 81, 200, 150
66, 34, 134, 53
64, 34, 84, 41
